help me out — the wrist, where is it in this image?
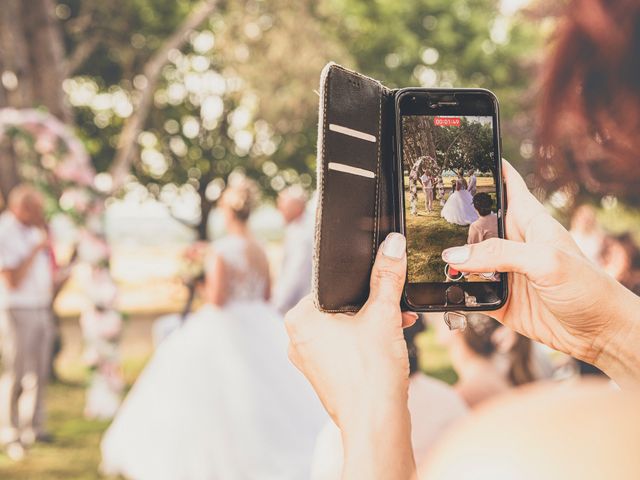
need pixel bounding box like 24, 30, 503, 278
595, 283, 640, 388
341, 396, 415, 480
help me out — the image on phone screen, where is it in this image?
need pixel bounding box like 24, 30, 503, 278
401, 114, 498, 285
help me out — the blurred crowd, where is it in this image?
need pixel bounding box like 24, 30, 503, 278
2, 171, 637, 477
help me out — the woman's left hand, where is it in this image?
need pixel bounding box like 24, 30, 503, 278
285, 233, 417, 479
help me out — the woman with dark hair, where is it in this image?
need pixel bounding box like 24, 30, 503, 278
435, 314, 535, 408
285, 1, 640, 478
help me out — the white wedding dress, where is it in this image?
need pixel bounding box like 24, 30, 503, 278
101, 235, 326, 480
440, 181, 479, 226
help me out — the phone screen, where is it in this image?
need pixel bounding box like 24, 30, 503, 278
400, 113, 499, 286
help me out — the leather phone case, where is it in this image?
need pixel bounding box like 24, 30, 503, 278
313, 63, 399, 312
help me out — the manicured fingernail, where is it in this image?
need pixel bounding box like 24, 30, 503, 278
405, 312, 419, 320
382, 233, 406, 259
442, 245, 470, 264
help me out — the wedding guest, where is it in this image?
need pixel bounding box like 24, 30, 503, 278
600, 233, 640, 295
273, 185, 313, 315
310, 319, 467, 480
467, 193, 498, 244
467, 169, 477, 197
0, 185, 55, 460
569, 204, 604, 264
434, 314, 535, 408
419, 173, 434, 212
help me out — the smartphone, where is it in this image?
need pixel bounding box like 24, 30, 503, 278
395, 89, 508, 311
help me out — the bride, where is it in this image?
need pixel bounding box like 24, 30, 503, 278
440, 172, 479, 226
101, 179, 326, 480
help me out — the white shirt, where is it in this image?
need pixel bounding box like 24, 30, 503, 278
420, 174, 433, 189
0, 211, 53, 309
272, 215, 313, 315
468, 174, 477, 194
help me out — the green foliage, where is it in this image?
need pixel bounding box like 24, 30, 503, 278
55, 0, 545, 231
318, 0, 543, 165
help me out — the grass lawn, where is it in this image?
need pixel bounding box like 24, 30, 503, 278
0, 326, 454, 479
0, 355, 148, 480
405, 196, 469, 283
403, 175, 496, 283
0, 380, 112, 480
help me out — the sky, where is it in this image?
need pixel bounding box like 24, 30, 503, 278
500, 0, 530, 15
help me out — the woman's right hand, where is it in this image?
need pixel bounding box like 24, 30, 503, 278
441, 160, 640, 387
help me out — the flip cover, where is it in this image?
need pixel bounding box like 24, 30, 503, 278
313, 63, 398, 312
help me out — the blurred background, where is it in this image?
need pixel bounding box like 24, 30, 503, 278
0, 0, 638, 478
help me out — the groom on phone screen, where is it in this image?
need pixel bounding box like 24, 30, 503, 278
467, 169, 477, 197
420, 172, 434, 212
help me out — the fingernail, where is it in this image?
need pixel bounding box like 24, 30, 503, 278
442, 245, 470, 264
382, 233, 406, 259
406, 312, 419, 320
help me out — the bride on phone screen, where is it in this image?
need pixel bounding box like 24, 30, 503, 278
440, 173, 478, 226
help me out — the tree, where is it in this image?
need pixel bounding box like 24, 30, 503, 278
60, 0, 348, 238
0, 0, 70, 201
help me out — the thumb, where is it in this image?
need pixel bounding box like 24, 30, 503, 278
441, 237, 549, 278
366, 233, 407, 311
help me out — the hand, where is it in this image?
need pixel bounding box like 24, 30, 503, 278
286, 233, 416, 427
285, 233, 417, 479
442, 160, 640, 385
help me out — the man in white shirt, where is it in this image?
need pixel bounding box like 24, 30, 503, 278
272, 186, 313, 315
467, 170, 478, 197
0, 185, 55, 459
420, 173, 434, 212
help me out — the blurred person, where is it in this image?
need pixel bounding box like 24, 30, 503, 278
467, 193, 498, 245
467, 169, 477, 197
310, 318, 467, 480
0, 185, 56, 460
569, 204, 604, 264
272, 185, 313, 315
434, 314, 536, 408
101, 178, 325, 480
600, 233, 640, 294
424, 381, 640, 479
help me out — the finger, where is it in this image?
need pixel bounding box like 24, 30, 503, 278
442, 237, 552, 278
501, 159, 532, 204
366, 233, 407, 312
402, 312, 418, 328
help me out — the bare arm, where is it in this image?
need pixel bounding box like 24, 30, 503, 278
594, 283, 640, 388
1, 243, 44, 289
205, 253, 227, 307
285, 234, 418, 480
342, 401, 415, 480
